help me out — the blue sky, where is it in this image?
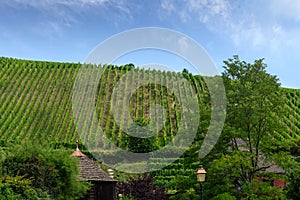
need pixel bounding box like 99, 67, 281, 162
0, 0, 300, 88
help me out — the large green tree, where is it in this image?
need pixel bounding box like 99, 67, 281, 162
207, 55, 289, 199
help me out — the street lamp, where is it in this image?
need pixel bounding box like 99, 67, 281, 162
196, 165, 206, 200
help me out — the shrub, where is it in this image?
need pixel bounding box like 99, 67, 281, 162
117, 174, 168, 200
1, 142, 90, 200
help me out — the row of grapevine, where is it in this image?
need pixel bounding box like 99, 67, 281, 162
0, 59, 80, 144
0, 57, 299, 149
280, 88, 300, 141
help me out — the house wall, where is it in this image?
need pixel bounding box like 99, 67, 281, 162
271, 180, 286, 188
81, 182, 117, 200
258, 177, 286, 188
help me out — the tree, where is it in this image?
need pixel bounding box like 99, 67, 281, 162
1, 142, 90, 200
286, 162, 300, 199
126, 119, 159, 153
207, 55, 289, 198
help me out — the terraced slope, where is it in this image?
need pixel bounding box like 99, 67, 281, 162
280, 88, 300, 140
0, 57, 299, 147
0, 58, 79, 143
0, 57, 209, 147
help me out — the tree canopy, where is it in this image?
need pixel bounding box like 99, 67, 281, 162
0, 142, 90, 200
206, 55, 290, 199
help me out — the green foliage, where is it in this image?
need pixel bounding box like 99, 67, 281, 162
211, 193, 237, 200
0, 56, 299, 150
286, 162, 300, 199
202, 55, 290, 199
1, 142, 90, 200
125, 119, 159, 153
119, 195, 134, 200
0, 57, 208, 150
168, 176, 199, 200
222, 55, 285, 146
127, 135, 158, 153
0, 175, 49, 200
169, 188, 199, 200
240, 181, 286, 200
1, 56, 300, 199
222, 55, 287, 171
149, 152, 201, 199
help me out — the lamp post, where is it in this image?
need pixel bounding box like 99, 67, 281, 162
196, 165, 206, 200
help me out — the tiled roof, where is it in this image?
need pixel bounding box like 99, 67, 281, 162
71, 143, 116, 182
76, 155, 116, 182
266, 164, 285, 174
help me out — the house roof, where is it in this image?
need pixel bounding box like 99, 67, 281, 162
71, 141, 116, 182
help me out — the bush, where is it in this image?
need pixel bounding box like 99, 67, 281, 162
117, 174, 168, 200
211, 193, 237, 200
0, 175, 49, 200
1, 142, 90, 200
286, 164, 300, 199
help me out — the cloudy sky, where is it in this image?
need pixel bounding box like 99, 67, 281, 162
0, 0, 299, 88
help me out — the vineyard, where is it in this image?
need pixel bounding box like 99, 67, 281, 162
0, 57, 299, 148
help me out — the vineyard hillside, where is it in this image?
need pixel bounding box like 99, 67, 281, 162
0, 57, 299, 148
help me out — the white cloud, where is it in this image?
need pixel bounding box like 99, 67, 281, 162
2, 0, 137, 36
159, 0, 300, 50
4, 0, 133, 17
81, 0, 108, 4
178, 10, 190, 23
4, 0, 108, 8
32, 21, 65, 38
272, 25, 283, 36
230, 23, 265, 47
270, 0, 300, 21
184, 0, 230, 24
160, 0, 230, 24
161, 0, 176, 13
186, 0, 229, 19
